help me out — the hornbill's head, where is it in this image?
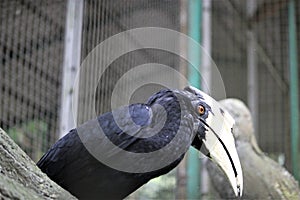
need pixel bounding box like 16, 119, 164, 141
182, 86, 243, 197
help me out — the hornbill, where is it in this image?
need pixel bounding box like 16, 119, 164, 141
37, 86, 243, 199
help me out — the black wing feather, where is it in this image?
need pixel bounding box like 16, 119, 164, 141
37, 91, 194, 199
37, 103, 183, 199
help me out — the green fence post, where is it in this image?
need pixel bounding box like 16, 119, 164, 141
187, 0, 202, 199
288, 0, 299, 182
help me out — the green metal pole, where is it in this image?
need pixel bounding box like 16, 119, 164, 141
187, 0, 202, 199
288, 0, 299, 182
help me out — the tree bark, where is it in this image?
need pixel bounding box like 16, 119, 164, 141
0, 128, 76, 199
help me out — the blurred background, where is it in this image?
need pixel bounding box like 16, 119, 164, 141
0, 0, 299, 199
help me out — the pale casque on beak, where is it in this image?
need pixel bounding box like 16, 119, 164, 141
185, 86, 243, 197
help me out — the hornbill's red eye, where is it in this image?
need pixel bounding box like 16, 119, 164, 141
197, 105, 205, 115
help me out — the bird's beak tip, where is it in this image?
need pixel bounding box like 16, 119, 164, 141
235, 175, 243, 197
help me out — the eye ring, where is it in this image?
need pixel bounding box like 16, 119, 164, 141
197, 105, 205, 115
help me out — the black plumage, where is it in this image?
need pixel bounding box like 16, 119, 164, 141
37, 89, 210, 199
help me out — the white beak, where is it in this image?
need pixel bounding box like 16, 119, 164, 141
187, 86, 243, 197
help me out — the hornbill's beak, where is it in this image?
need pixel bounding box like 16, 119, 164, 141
185, 86, 243, 197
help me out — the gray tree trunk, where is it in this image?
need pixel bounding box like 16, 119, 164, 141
0, 128, 76, 200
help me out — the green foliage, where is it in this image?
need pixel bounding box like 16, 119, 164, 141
7, 120, 48, 162
128, 169, 176, 200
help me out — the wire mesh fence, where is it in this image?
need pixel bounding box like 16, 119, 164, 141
211, 0, 300, 172
0, 0, 299, 197
79, 0, 181, 124
0, 0, 67, 161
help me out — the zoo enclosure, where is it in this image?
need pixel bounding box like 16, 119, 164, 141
0, 0, 299, 197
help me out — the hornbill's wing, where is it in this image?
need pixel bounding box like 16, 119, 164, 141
37, 103, 189, 199
37, 103, 151, 177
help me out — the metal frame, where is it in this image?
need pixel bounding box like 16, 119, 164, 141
288, 0, 299, 182
187, 0, 202, 199
59, 0, 84, 138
